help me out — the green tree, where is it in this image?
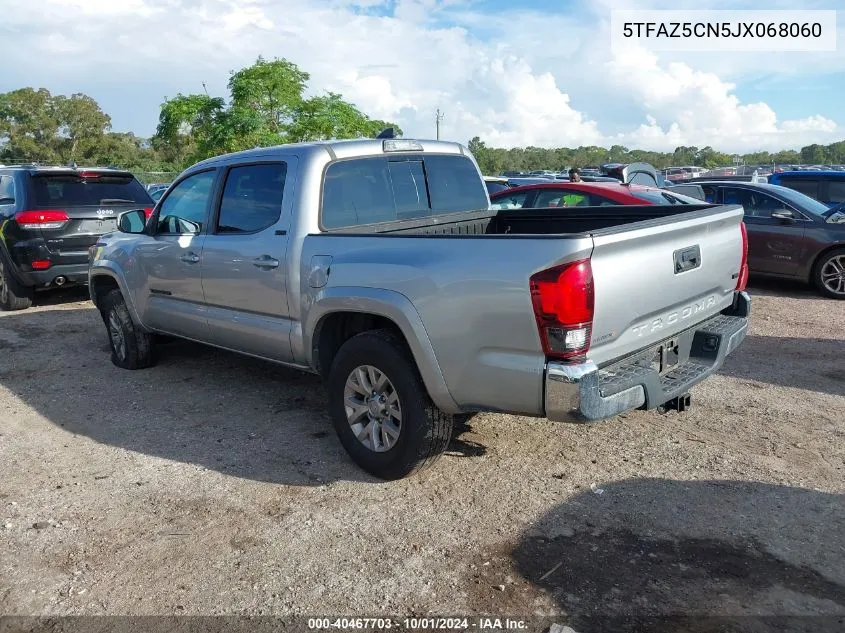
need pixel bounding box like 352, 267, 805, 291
800, 144, 828, 164
153, 57, 401, 167
0, 87, 62, 162
53, 93, 111, 160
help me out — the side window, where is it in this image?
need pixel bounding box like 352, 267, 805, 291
490, 191, 530, 210
827, 180, 845, 205
593, 194, 624, 206
780, 178, 819, 200
424, 155, 488, 213
535, 189, 591, 208
701, 185, 718, 203
0, 176, 15, 204
157, 170, 216, 235
723, 188, 779, 218
723, 188, 750, 214
217, 163, 287, 234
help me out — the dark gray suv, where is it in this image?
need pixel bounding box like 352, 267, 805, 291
0, 165, 153, 310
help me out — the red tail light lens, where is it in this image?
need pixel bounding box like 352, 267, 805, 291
31, 260, 51, 270
14, 210, 70, 230
143, 208, 154, 219
530, 259, 595, 361
736, 221, 749, 292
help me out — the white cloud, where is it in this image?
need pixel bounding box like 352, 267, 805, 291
0, 0, 840, 154
604, 46, 839, 151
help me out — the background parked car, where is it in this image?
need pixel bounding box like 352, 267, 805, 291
682, 181, 845, 299
0, 165, 153, 310
768, 170, 845, 208
490, 181, 704, 210
483, 176, 511, 195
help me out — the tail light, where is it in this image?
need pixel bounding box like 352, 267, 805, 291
530, 259, 594, 361
31, 260, 51, 270
736, 221, 749, 292
143, 208, 154, 219
15, 210, 69, 230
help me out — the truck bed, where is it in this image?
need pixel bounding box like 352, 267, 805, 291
321, 204, 718, 237
303, 202, 744, 417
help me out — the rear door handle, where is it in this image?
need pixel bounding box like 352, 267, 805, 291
180, 252, 200, 264
252, 255, 280, 270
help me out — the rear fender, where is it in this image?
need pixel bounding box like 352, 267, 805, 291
303, 286, 460, 414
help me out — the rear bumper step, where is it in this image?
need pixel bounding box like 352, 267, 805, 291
545, 291, 750, 422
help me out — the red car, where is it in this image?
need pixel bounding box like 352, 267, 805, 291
489, 182, 703, 209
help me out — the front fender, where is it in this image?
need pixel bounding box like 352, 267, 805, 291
303, 286, 460, 414
88, 262, 146, 330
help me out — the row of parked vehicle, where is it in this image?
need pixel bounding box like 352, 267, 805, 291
484, 166, 845, 299
1, 136, 755, 480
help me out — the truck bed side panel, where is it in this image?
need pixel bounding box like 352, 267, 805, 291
301, 234, 592, 415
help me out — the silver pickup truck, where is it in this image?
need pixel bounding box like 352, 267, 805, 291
89, 138, 750, 479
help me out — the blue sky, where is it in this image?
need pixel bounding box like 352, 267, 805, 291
1, 0, 843, 152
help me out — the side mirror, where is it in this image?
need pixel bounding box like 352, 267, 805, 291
770, 209, 795, 221
117, 209, 148, 234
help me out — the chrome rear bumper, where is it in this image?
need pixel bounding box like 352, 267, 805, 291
544, 291, 750, 422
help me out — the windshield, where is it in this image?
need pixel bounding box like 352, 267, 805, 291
629, 189, 705, 205
32, 173, 152, 207
767, 184, 830, 217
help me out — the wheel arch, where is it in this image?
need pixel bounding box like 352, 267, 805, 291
304, 287, 460, 414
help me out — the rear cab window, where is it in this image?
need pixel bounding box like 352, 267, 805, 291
30, 172, 152, 208
321, 154, 488, 230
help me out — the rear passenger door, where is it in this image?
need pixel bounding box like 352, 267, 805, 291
201, 160, 296, 361
722, 187, 806, 276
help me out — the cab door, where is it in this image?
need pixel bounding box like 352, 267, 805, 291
136, 169, 218, 339
200, 160, 296, 361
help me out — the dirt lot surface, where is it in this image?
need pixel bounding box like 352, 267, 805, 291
1, 281, 843, 632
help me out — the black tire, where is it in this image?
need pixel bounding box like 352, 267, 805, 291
327, 329, 453, 480
0, 260, 34, 311
100, 289, 156, 369
813, 247, 845, 300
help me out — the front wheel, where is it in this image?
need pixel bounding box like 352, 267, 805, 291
100, 289, 156, 369
814, 248, 845, 299
327, 329, 453, 480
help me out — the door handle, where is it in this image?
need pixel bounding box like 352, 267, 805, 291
252, 255, 280, 270
180, 252, 200, 264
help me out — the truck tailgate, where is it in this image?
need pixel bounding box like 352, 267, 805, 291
588, 204, 745, 366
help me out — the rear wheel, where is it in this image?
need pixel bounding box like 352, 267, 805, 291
813, 248, 845, 300
0, 261, 33, 311
101, 289, 156, 369
327, 329, 453, 480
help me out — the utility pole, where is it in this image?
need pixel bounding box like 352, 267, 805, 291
202, 82, 209, 96
435, 108, 445, 140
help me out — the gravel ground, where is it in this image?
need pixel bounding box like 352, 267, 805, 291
0, 280, 843, 632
